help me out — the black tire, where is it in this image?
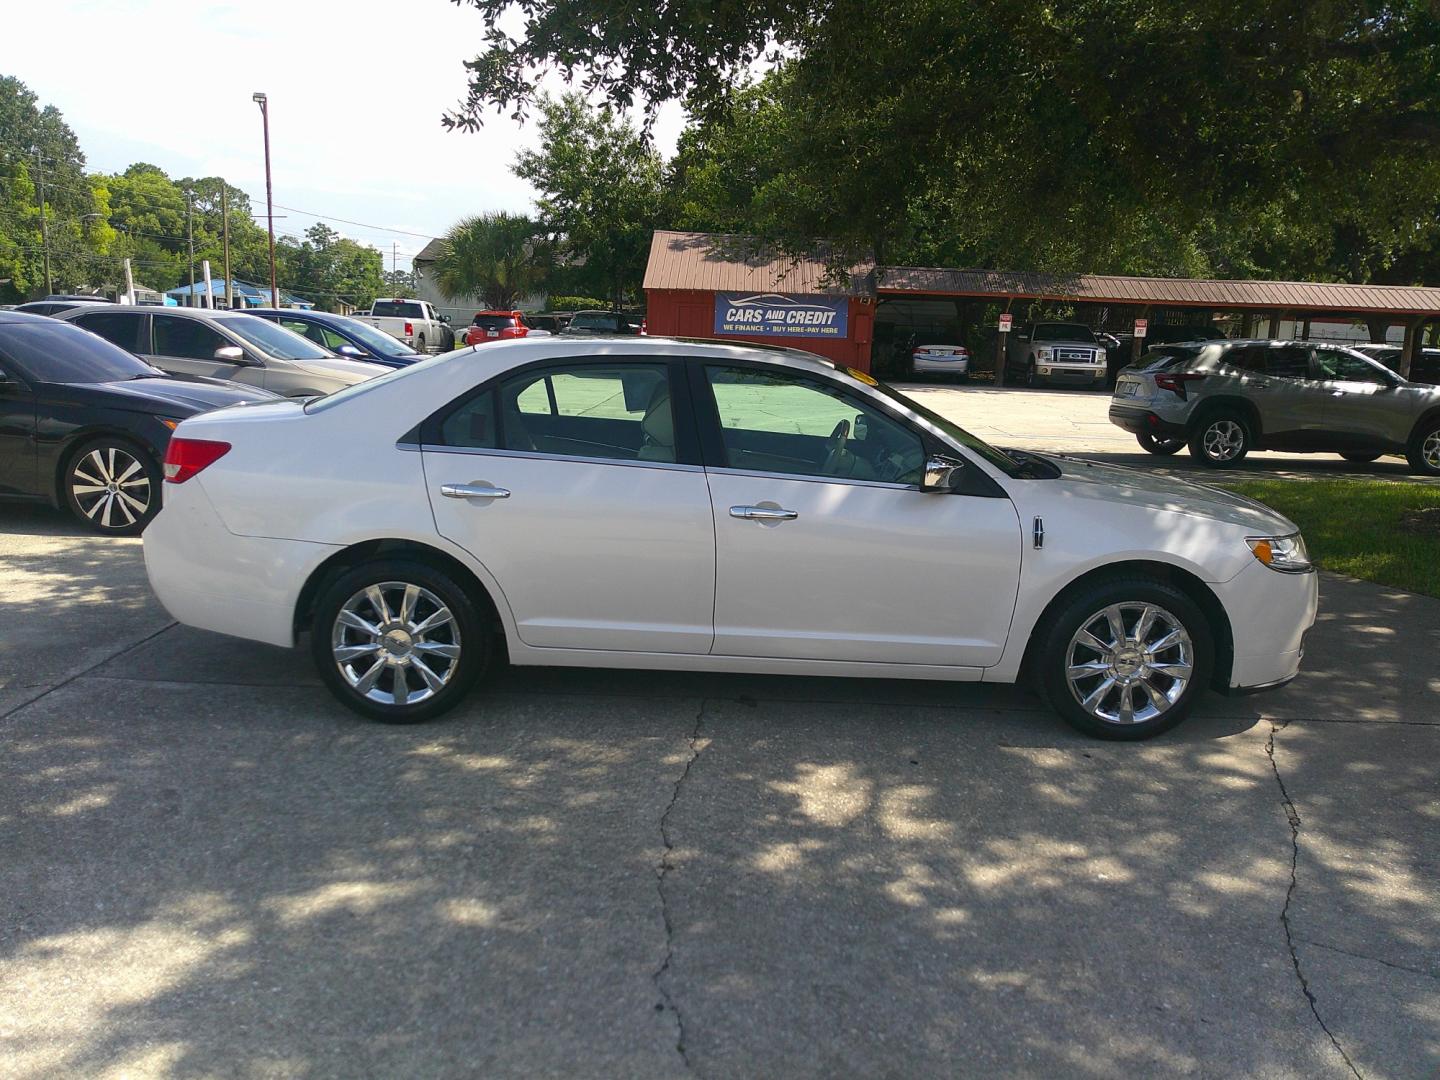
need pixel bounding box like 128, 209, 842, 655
1340, 451, 1384, 464
1406, 417, 1440, 476
1188, 411, 1252, 467
1137, 432, 1185, 456
63, 436, 161, 536
415, 334, 426, 354
1025, 363, 1037, 388
1034, 577, 1214, 741
311, 558, 489, 723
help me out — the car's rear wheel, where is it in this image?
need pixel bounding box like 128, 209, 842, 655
63, 436, 161, 536
1137, 432, 1185, 456
415, 334, 426, 354
1406, 418, 1440, 476
1188, 412, 1251, 467
1036, 578, 1213, 740
311, 559, 489, 723
1340, 451, 1384, 463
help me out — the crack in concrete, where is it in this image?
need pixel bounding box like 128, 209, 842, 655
1266, 720, 1364, 1080
1295, 937, 1440, 983
653, 699, 706, 1073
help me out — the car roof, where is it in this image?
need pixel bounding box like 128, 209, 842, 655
0, 309, 69, 326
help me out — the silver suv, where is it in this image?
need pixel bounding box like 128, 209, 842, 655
61, 306, 388, 398
1109, 339, 1440, 475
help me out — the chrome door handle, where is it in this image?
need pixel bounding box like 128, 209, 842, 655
729, 505, 798, 521
441, 483, 510, 500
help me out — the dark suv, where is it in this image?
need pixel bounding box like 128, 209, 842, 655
1109, 339, 1440, 475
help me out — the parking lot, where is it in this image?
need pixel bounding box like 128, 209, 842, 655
2, 387, 1438, 1078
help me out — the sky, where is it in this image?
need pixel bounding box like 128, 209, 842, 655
1, 0, 686, 271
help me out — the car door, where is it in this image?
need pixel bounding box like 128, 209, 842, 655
1247, 344, 1329, 444
423, 358, 717, 653
147, 314, 262, 387
695, 362, 1023, 668
0, 357, 36, 495
1311, 346, 1406, 448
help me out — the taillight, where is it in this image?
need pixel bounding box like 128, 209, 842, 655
163, 438, 231, 483
1154, 372, 1207, 399
404, 321, 414, 336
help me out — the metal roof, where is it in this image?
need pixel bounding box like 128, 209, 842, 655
644, 230, 874, 295
876, 267, 1440, 316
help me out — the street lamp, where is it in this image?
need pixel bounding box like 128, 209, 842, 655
252, 92, 278, 307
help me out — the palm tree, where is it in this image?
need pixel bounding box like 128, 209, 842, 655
432, 212, 548, 311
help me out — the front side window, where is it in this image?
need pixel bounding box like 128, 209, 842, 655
1313, 348, 1393, 385
1265, 347, 1313, 380
705, 366, 925, 484
215, 315, 332, 361
152, 316, 228, 361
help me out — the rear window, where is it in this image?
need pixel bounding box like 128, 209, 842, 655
471, 314, 518, 331
371, 301, 425, 319
1132, 345, 1201, 372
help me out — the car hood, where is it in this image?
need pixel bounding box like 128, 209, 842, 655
287, 357, 391, 382
1034, 453, 1298, 533
54, 377, 277, 414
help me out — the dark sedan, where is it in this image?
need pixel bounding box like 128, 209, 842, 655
0, 311, 276, 535
247, 309, 424, 368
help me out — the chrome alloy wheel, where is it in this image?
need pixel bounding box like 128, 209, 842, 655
70, 446, 151, 529
1201, 419, 1245, 462
1424, 429, 1440, 471
331, 582, 462, 706
1065, 602, 1194, 726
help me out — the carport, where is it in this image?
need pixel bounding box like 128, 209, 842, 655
876, 268, 1440, 379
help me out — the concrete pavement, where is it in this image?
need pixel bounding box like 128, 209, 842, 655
2, 446, 1438, 1076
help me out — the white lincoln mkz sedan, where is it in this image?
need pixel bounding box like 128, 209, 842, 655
144, 337, 1317, 739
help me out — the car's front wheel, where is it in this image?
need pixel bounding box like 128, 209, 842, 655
1188, 412, 1251, 467
311, 559, 489, 723
63, 436, 161, 536
1036, 578, 1214, 740
1137, 432, 1185, 456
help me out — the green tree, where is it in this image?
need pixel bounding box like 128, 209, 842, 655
432, 211, 549, 310
512, 93, 663, 307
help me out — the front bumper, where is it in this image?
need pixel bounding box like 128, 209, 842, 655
1037, 363, 1106, 383
1213, 558, 1319, 693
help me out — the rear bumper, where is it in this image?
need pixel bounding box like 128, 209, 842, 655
1108, 403, 1187, 439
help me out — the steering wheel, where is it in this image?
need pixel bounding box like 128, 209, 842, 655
821, 419, 855, 476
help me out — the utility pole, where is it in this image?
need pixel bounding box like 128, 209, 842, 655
253, 92, 279, 307
185, 189, 196, 307
221, 182, 232, 309
34, 149, 52, 295
392, 241, 397, 277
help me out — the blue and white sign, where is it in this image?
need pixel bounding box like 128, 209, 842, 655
713, 292, 849, 339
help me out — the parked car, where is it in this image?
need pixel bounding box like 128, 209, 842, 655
562, 310, 642, 335
0, 311, 275, 535
144, 336, 1317, 740
463, 311, 530, 346
1109, 339, 1440, 474
14, 298, 112, 317
1005, 322, 1107, 387
60, 306, 389, 397
910, 339, 970, 379
525, 313, 568, 334
247, 309, 423, 368
1353, 343, 1440, 385
355, 298, 450, 354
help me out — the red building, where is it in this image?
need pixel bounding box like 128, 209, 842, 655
643, 231, 877, 371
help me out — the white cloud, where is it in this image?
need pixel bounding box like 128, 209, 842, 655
2, 0, 686, 268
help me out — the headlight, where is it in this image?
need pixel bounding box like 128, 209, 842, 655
1035, 347, 1052, 360
1247, 533, 1311, 573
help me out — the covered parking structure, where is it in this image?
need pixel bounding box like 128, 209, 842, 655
875, 268, 1440, 379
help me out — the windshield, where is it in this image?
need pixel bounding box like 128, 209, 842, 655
330, 316, 416, 354
215, 314, 333, 360
0, 320, 163, 383
371, 301, 424, 319
1033, 323, 1096, 343
858, 372, 1024, 477
1133, 345, 1202, 372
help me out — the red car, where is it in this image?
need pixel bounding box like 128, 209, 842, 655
463, 311, 529, 346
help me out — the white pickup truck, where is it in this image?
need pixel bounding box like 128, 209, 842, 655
355, 299, 451, 354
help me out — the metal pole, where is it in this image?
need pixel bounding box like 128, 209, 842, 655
222, 182, 232, 309
35, 149, 52, 295
186, 190, 196, 307
123, 258, 135, 305
254, 93, 279, 308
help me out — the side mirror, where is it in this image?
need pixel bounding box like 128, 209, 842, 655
440, 314, 451, 323
922, 454, 966, 492
336, 344, 366, 359
214, 345, 246, 363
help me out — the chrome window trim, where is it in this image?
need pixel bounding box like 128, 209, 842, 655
703, 465, 918, 492
417, 443, 704, 474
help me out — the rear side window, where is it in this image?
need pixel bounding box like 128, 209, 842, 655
441, 391, 497, 448
153, 316, 228, 360
73, 311, 144, 352
1220, 345, 1268, 374
1267, 347, 1311, 379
